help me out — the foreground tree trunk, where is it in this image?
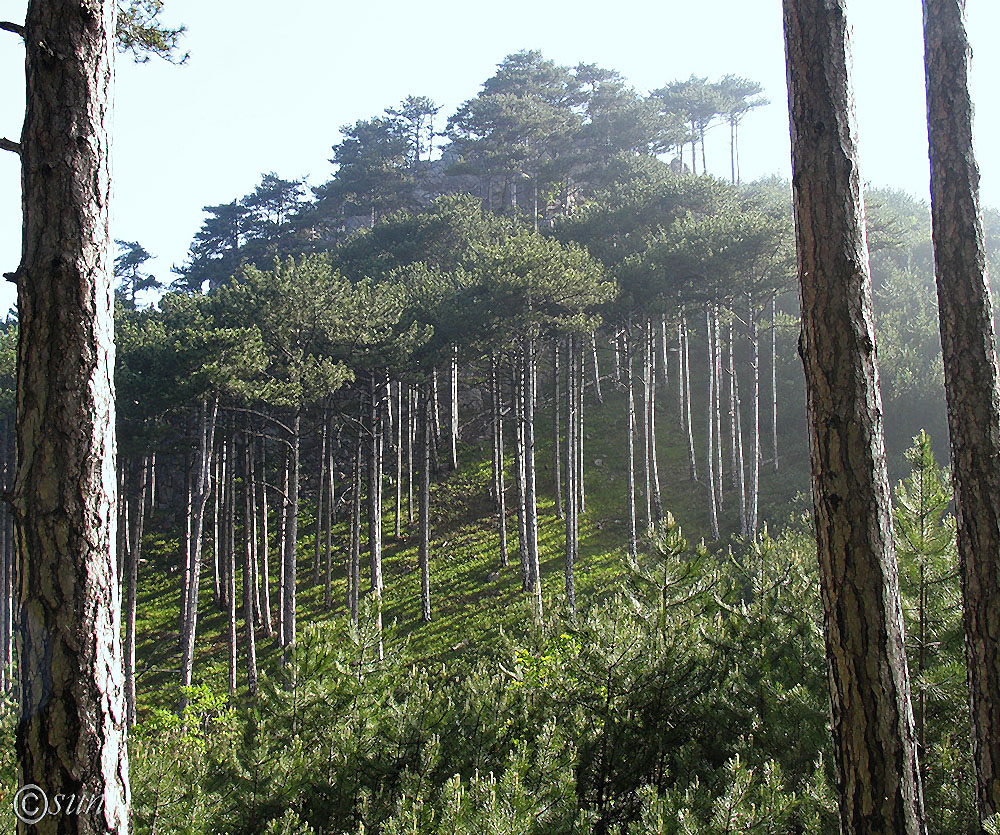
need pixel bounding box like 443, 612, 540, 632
13, 1, 130, 829
784, 2, 926, 831
924, 0, 1000, 818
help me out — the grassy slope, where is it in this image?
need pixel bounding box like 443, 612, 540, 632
133, 359, 811, 715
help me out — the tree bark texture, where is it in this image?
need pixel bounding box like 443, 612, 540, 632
783, 2, 926, 831
924, 0, 1000, 818
14, 1, 129, 828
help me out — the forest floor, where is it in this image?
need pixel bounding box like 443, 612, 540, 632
132, 372, 812, 716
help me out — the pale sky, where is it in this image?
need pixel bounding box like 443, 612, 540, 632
1, 0, 998, 313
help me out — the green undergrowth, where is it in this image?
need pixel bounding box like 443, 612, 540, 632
134, 369, 810, 715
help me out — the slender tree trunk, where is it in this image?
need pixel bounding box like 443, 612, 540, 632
642, 322, 653, 533
242, 433, 258, 697
124, 456, 147, 728
450, 345, 459, 471
578, 337, 586, 515
493, 360, 509, 568
924, 0, 1000, 817
681, 311, 697, 480
626, 323, 638, 560
179, 398, 219, 709
407, 385, 415, 524
179, 460, 192, 641
313, 413, 328, 585
770, 295, 779, 472
713, 306, 725, 508
589, 331, 603, 404
730, 320, 749, 536
647, 320, 662, 521
366, 375, 384, 658
784, 3, 926, 829
276, 445, 289, 647
395, 382, 403, 538
324, 421, 335, 609
282, 412, 301, 662
523, 340, 543, 620
513, 363, 530, 592
659, 316, 670, 389
565, 336, 578, 614
419, 383, 432, 622
258, 437, 273, 635
553, 340, 563, 520
705, 307, 720, 538
213, 440, 222, 606
247, 435, 260, 628
0, 420, 8, 696
349, 438, 362, 625
748, 294, 760, 538
227, 441, 237, 702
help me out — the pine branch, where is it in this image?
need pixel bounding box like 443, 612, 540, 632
0, 21, 25, 37
0, 137, 21, 155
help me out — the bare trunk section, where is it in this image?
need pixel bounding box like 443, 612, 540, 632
491, 360, 509, 568
179, 398, 220, 710
681, 311, 697, 481
705, 307, 719, 538
565, 336, 578, 615
281, 412, 301, 662
450, 345, 459, 471
349, 438, 362, 625
242, 432, 258, 697
553, 341, 563, 520
523, 341, 543, 620
419, 382, 432, 622
784, 2, 926, 830
625, 324, 638, 560
589, 331, 603, 404
924, 0, 1000, 817
646, 320, 662, 521
124, 456, 148, 728
258, 438, 273, 635
770, 295, 779, 472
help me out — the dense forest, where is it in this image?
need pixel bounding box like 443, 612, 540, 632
3, 1, 1000, 834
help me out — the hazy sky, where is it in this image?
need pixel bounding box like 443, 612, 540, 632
1, 1, 998, 312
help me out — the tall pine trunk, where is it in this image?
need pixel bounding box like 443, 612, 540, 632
626, 322, 638, 560
366, 375, 384, 658
281, 412, 301, 662
770, 295, 779, 472
924, 0, 1000, 817
242, 433, 258, 697
748, 294, 760, 538
179, 397, 220, 709
258, 437, 273, 635
705, 307, 719, 538
419, 382, 432, 622
492, 360, 509, 567
349, 438, 362, 625
646, 319, 662, 521
681, 311, 697, 481
784, 2, 926, 829
523, 341, 543, 619
565, 336, 578, 614
553, 340, 563, 520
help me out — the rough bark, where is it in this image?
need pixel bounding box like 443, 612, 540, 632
783, 2, 926, 830
924, 0, 1000, 817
